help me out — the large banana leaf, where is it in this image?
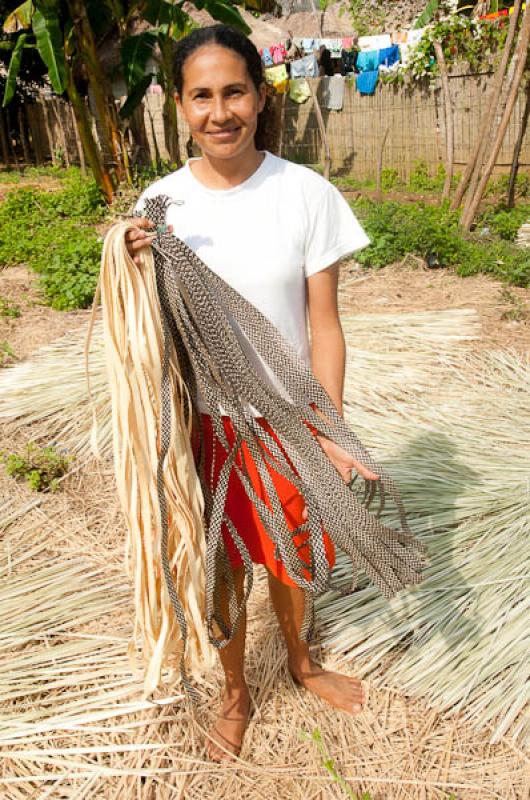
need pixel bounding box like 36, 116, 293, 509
119, 73, 152, 118
203, 0, 251, 34
121, 31, 158, 89
2, 32, 28, 106
32, 5, 66, 95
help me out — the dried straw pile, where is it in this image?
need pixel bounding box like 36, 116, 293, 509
0, 307, 528, 798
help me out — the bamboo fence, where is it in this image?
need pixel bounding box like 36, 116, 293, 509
1, 72, 530, 182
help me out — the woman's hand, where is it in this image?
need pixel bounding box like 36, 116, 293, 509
316, 433, 380, 484
125, 218, 173, 265
301, 434, 379, 522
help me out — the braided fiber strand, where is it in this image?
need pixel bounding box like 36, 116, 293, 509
99, 221, 214, 698
101, 195, 426, 694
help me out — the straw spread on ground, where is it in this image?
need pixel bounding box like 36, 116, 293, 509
95, 200, 425, 698
0, 306, 527, 796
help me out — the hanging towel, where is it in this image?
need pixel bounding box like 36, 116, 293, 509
272, 43, 287, 64
356, 69, 379, 95
358, 34, 392, 52
341, 36, 354, 50
289, 78, 311, 104
407, 28, 425, 45
265, 64, 289, 93
341, 48, 357, 75
392, 31, 407, 44
302, 37, 317, 54
261, 47, 273, 67
378, 44, 400, 68
321, 75, 345, 110
356, 49, 379, 72
291, 53, 319, 79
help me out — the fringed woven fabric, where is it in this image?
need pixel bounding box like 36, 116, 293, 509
100, 195, 426, 695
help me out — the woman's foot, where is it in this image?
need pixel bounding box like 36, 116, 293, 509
288, 660, 364, 714
206, 686, 251, 762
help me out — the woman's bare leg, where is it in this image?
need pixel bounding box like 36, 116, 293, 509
266, 570, 364, 714
207, 565, 251, 761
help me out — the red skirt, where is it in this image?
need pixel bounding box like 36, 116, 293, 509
192, 413, 336, 588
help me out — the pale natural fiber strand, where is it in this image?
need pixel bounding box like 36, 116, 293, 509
98, 221, 213, 697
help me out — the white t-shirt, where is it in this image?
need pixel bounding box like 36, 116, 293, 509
136, 151, 370, 415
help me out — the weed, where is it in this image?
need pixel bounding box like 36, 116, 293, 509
0, 341, 16, 366
0, 296, 21, 318
499, 287, 530, 321
1, 442, 71, 492
352, 198, 530, 286
300, 727, 370, 799
0, 168, 105, 310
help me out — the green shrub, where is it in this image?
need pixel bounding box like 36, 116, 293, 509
478, 203, 530, 241
1, 442, 71, 492
0, 296, 21, 318
0, 169, 105, 310
352, 198, 530, 287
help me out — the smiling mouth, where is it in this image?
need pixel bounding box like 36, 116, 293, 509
207, 127, 241, 137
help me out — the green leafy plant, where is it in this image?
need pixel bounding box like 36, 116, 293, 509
352, 198, 530, 286
0, 168, 105, 310
0, 341, 17, 366
1, 442, 71, 492
300, 727, 371, 799
0, 296, 21, 318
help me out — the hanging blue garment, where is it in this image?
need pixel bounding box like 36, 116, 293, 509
356, 49, 379, 72
261, 48, 273, 67
378, 45, 400, 68
356, 69, 379, 95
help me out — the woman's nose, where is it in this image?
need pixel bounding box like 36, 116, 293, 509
210, 95, 231, 124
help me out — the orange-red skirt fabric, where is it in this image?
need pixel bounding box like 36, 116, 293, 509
192, 413, 336, 588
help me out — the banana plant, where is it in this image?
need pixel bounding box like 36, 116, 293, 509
118, 0, 251, 165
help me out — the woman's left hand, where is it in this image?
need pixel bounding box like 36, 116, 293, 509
301, 434, 379, 521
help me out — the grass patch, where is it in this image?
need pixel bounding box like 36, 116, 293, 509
0, 296, 21, 318
1, 442, 71, 492
0, 168, 105, 310
352, 198, 530, 287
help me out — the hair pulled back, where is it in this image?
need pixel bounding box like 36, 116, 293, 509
173, 24, 279, 153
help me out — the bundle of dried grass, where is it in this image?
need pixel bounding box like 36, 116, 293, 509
317, 349, 530, 745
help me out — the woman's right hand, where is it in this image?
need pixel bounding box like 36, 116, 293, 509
125, 218, 173, 265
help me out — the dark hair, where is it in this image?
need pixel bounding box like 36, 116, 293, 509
173, 24, 279, 152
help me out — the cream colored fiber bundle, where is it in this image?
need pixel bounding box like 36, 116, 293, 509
99, 221, 214, 696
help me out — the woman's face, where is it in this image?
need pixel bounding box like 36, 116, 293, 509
176, 44, 266, 161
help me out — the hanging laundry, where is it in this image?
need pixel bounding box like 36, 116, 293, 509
271, 42, 287, 65
321, 75, 345, 110
301, 37, 318, 54
260, 47, 273, 67
322, 38, 342, 57
265, 64, 289, 93
341, 48, 357, 75
291, 53, 319, 79
378, 44, 400, 68
392, 31, 407, 44
358, 34, 392, 52
407, 28, 425, 45
289, 78, 311, 104
356, 70, 379, 96
356, 49, 379, 72
341, 36, 354, 50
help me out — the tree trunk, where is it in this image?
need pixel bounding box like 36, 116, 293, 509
66, 0, 124, 182
160, 37, 181, 167
70, 102, 86, 173
310, 81, 331, 180
66, 68, 114, 203
433, 40, 454, 201
0, 110, 11, 166
461, 6, 530, 230
507, 79, 530, 208
17, 106, 30, 164
451, 0, 523, 210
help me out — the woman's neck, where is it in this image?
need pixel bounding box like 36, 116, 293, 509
189, 146, 265, 190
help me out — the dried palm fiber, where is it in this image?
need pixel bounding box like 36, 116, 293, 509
317, 349, 530, 745
97, 216, 213, 699
0, 309, 481, 460
98, 194, 425, 697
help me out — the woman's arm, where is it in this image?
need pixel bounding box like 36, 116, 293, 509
306, 262, 379, 484
307, 262, 345, 416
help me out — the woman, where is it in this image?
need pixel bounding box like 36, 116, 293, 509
127, 24, 375, 762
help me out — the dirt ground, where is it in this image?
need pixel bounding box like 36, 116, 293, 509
1, 254, 529, 799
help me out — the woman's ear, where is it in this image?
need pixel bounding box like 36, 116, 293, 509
257, 82, 267, 113
174, 91, 183, 115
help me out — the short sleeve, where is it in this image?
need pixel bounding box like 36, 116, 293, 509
304, 184, 370, 278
